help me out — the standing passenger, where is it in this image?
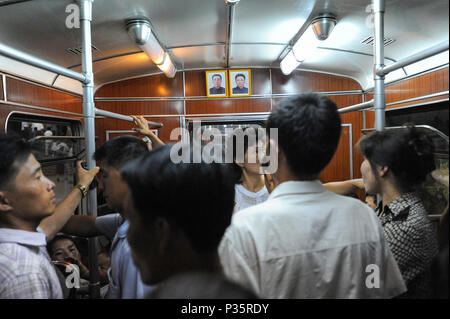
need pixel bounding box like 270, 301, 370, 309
358, 127, 439, 298
0, 134, 98, 299
61, 136, 153, 298
120, 145, 251, 298
219, 94, 407, 298
231, 128, 269, 213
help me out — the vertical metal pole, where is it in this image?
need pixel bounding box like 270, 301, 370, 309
79, 0, 100, 299
373, 0, 386, 131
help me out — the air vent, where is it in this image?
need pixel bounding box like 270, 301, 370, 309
361, 36, 396, 46
66, 45, 99, 56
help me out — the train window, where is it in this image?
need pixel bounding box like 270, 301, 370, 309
6, 112, 84, 162
386, 101, 449, 137
6, 112, 85, 207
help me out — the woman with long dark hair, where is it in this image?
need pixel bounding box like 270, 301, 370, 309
358, 126, 439, 298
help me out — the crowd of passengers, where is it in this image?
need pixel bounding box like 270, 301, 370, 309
0, 93, 448, 299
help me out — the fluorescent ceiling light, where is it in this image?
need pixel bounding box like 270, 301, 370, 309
292, 27, 320, 62
280, 15, 336, 75
140, 32, 165, 65
157, 53, 176, 78
280, 50, 301, 75
127, 19, 177, 78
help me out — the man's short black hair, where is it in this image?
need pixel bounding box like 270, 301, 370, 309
94, 135, 148, 169
121, 144, 235, 253
0, 133, 34, 189
266, 93, 341, 178
235, 73, 245, 80
212, 74, 222, 80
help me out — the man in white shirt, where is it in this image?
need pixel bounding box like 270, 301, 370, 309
219, 93, 407, 298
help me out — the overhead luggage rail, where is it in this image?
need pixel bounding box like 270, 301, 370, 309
338, 99, 374, 114
0, 43, 88, 84
377, 40, 449, 76
95, 108, 163, 128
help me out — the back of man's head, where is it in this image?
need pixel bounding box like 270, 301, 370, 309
94, 135, 148, 169
0, 133, 33, 189
266, 93, 341, 178
121, 144, 235, 254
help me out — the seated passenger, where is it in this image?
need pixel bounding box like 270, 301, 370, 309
358, 127, 439, 298
231, 128, 269, 213
98, 249, 111, 298
0, 133, 97, 299
47, 234, 90, 280
61, 136, 154, 299
120, 144, 244, 297
219, 94, 406, 298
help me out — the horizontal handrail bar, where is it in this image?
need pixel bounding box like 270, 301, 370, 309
377, 40, 449, 76
338, 99, 374, 114
94, 108, 163, 128
0, 43, 88, 83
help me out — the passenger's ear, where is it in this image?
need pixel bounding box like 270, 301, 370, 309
378, 166, 389, 178
154, 217, 171, 255
0, 191, 13, 213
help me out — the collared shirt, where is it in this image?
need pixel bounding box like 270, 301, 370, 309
0, 227, 63, 299
219, 180, 407, 299
95, 213, 155, 299
233, 184, 269, 214
376, 192, 439, 298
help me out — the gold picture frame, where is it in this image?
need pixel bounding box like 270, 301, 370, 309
205, 70, 228, 98
229, 69, 251, 97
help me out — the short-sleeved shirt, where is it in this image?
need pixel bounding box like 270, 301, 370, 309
376, 192, 439, 298
0, 227, 63, 299
234, 184, 269, 213
95, 213, 155, 299
220, 180, 407, 298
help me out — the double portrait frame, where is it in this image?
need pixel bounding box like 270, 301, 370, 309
205, 69, 251, 98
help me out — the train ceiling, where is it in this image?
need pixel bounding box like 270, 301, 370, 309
0, 0, 448, 95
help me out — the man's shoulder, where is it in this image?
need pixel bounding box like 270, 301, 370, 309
0, 244, 46, 280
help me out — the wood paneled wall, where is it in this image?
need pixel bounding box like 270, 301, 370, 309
0, 76, 3, 101
95, 69, 364, 183
365, 67, 449, 128
0, 74, 84, 132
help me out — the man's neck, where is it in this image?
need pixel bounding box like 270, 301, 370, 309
0, 215, 39, 232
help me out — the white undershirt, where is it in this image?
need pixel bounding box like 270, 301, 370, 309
234, 184, 269, 214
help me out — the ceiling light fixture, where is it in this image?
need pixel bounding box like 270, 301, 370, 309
280, 15, 336, 75
127, 18, 176, 78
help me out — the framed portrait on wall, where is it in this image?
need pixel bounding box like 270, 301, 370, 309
206, 70, 228, 98
229, 69, 251, 97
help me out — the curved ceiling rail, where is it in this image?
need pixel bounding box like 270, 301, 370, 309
339, 0, 449, 132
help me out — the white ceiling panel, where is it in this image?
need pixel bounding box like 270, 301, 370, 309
171, 45, 227, 70
229, 44, 286, 68
0, 0, 447, 93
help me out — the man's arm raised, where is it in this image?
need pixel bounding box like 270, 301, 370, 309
39, 161, 99, 241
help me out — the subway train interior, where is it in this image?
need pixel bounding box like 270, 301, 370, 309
0, 0, 448, 301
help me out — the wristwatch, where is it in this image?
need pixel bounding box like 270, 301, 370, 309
76, 184, 88, 197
